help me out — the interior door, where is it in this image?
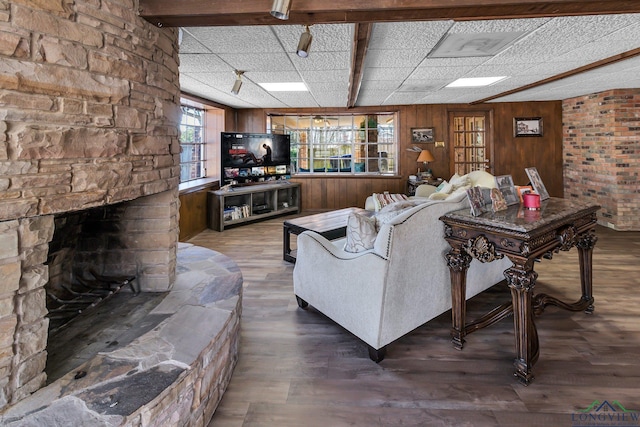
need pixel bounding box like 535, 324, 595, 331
449, 111, 493, 175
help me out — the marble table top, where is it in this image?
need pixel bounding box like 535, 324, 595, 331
441, 197, 600, 233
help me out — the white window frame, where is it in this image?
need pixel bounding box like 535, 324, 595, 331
268, 113, 397, 176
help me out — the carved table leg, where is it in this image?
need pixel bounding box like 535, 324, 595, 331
577, 229, 597, 314
446, 249, 472, 350
505, 263, 539, 385
533, 229, 597, 315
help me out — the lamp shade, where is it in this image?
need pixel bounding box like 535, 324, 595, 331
417, 149, 435, 163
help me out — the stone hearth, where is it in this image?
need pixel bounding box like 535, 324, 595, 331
0, 244, 241, 426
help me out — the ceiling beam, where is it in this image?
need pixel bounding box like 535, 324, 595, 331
347, 23, 372, 108
471, 47, 640, 104
138, 0, 640, 27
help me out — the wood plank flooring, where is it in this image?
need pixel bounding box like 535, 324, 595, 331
187, 215, 640, 427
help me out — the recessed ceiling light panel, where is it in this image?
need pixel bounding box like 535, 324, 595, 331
259, 82, 308, 92
446, 76, 508, 87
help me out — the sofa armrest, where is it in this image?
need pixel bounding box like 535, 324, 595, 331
414, 184, 437, 197
297, 230, 379, 260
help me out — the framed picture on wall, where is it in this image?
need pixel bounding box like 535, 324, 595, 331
411, 127, 435, 143
514, 117, 543, 137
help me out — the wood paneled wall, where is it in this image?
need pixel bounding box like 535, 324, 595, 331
289, 176, 405, 211
491, 101, 564, 196
229, 101, 563, 211
179, 182, 219, 241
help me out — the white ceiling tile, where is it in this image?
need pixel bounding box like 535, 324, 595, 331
361, 67, 414, 81
306, 81, 349, 93
369, 21, 453, 50
313, 90, 348, 107
383, 91, 435, 105
449, 18, 550, 33
179, 14, 640, 108
299, 69, 350, 83
184, 26, 282, 53
409, 65, 478, 80
365, 49, 429, 68
360, 80, 402, 91
179, 30, 210, 54
179, 54, 230, 73
287, 51, 351, 71
245, 71, 304, 83
217, 52, 297, 72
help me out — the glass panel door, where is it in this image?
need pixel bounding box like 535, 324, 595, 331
449, 111, 491, 175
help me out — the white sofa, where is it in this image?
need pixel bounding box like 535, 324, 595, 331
293, 186, 512, 362
365, 170, 498, 211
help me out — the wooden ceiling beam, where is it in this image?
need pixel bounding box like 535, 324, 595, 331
347, 23, 373, 108
471, 47, 640, 104
138, 0, 640, 27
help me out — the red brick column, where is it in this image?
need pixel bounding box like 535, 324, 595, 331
563, 89, 640, 231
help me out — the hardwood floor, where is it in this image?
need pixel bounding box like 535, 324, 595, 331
187, 215, 640, 427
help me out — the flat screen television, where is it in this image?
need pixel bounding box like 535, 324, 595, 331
221, 132, 291, 185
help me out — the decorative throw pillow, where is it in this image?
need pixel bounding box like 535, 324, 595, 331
374, 200, 420, 229
435, 180, 448, 192
344, 213, 378, 253
372, 192, 409, 211
437, 182, 454, 194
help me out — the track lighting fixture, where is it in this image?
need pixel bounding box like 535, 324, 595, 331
231, 70, 244, 95
297, 25, 312, 58
270, 0, 291, 20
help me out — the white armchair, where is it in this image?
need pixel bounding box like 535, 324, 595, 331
293, 191, 511, 361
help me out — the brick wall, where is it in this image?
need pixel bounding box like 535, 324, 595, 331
563, 89, 640, 231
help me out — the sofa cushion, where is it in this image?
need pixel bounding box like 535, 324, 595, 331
344, 213, 378, 253
372, 192, 408, 211
467, 170, 497, 188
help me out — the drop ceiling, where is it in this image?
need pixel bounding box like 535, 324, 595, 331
178, 14, 640, 108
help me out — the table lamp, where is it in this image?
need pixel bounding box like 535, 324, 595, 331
417, 149, 435, 178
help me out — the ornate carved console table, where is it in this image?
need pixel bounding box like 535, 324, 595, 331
439, 198, 600, 385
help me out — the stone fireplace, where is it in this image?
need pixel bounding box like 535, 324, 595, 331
0, 190, 179, 406
0, 3, 240, 423
0, 0, 186, 414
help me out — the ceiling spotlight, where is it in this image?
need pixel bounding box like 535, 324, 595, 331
231, 70, 244, 95
270, 0, 291, 20
297, 25, 312, 58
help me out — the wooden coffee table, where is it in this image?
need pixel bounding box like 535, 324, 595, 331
283, 207, 371, 263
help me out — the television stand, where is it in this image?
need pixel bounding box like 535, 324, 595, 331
208, 182, 300, 231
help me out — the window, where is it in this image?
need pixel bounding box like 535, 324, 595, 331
179, 105, 206, 183
269, 113, 397, 175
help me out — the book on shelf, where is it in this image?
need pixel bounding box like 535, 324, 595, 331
225, 204, 250, 221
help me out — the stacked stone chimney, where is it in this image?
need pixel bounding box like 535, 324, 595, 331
0, 0, 181, 409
